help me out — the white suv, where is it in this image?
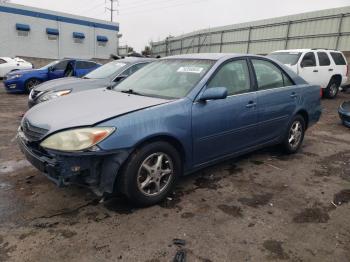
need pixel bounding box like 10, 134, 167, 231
268, 49, 348, 98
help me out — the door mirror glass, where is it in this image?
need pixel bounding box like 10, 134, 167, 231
200, 87, 227, 101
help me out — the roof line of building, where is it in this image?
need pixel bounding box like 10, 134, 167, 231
0, 4, 119, 32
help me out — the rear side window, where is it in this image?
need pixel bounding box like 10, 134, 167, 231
301, 52, 316, 67
207, 59, 251, 96
252, 59, 294, 90
76, 61, 96, 69
330, 52, 346, 65
317, 52, 331, 66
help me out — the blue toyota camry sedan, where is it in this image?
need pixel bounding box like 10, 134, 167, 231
18, 54, 322, 206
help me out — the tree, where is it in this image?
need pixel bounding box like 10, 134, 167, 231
142, 46, 151, 57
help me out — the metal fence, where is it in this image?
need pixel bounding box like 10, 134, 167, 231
151, 6, 350, 57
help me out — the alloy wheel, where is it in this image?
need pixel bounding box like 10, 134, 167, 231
288, 120, 303, 149
137, 152, 174, 196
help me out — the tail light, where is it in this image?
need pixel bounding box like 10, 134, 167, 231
320, 88, 323, 98
346, 65, 349, 77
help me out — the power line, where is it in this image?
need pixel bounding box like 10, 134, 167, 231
119, 0, 208, 16
119, 0, 189, 11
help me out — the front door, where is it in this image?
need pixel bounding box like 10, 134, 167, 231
192, 59, 258, 165
298, 51, 319, 85
48, 60, 70, 80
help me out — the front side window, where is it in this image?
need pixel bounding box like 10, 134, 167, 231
122, 63, 148, 76
207, 60, 251, 95
330, 52, 346, 65
76, 61, 96, 69
0, 59, 6, 64
301, 52, 316, 67
317, 52, 331, 66
54, 60, 69, 70
114, 59, 215, 99
252, 59, 293, 90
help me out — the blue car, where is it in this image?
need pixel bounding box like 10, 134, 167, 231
338, 101, 350, 127
18, 54, 322, 206
4, 59, 101, 93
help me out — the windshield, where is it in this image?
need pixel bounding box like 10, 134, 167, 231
40, 60, 60, 70
268, 52, 301, 65
84, 61, 127, 79
114, 59, 215, 99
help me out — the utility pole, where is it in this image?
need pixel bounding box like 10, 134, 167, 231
106, 0, 118, 22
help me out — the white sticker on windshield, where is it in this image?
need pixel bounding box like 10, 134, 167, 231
177, 67, 204, 74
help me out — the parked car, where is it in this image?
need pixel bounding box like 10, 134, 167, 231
4, 59, 101, 93
268, 49, 348, 98
18, 53, 322, 206
0, 57, 33, 78
28, 57, 155, 108
338, 101, 350, 127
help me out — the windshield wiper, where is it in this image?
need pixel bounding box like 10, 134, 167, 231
120, 89, 143, 96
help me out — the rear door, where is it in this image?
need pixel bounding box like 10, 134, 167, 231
330, 52, 348, 83
298, 51, 318, 85
251, 58, 300, 144
75, 61, 97, 77
192, 58, 258, 165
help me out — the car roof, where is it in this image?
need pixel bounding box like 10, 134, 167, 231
116, 57, 156, 63
162, 53, 249, 61
272, 49, 343, 53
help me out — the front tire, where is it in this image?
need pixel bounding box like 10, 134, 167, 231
25, 79, 41, 93
282, 115, 306, 154
324, 79, 339, 99
118, 141, 182, 206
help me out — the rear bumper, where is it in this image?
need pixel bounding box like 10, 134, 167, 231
17, 132, 131, 195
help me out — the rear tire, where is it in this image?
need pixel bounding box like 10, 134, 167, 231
118, 141, 182, 206
324, 78, 339, 99
282, 115, 306, 154
25, 79, 41, 93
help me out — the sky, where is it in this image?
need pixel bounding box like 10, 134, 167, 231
8, 0, 350, 51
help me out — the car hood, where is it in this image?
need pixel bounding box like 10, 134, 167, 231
7, 68, 46, 76
34, 77, 109, 92
24, 89, 171, 135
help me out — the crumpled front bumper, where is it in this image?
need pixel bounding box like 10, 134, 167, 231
17, 132, 131, 195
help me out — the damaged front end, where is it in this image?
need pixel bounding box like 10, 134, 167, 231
17, 125, 130, 196
338, 101, 350, 128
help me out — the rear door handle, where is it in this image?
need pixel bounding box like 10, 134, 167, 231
290, 92, 298, 98
246, 101, 257, 108
328, 68, 334, 71
313, 70, 318, 72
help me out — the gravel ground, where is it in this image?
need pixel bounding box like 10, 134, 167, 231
0, 83, 350, 262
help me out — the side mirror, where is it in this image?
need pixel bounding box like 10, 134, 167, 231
199, 87, 227, 101
114, 75, 128, 83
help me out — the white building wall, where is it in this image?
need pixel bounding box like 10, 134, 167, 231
0, 3, 119, 59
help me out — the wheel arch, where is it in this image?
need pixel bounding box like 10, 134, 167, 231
296, 109, 309, 129
330, 74, 342, 86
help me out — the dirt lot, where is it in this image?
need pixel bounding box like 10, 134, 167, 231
0, 83, 349, 262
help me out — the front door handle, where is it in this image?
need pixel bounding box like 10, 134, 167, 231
328, 68, 334, 71
290, 92, 298, 98
313, 70, 318, 72
246, 101, 257, 108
